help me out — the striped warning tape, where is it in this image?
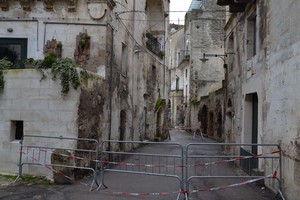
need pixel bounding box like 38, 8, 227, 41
101, 174, 275, 196
23, 146, 281, 169
19, 150, 280, 196
24, 146, 99, 163
20, 151, 91, 187
188, 150, 282, 167
102, 189, 177, 196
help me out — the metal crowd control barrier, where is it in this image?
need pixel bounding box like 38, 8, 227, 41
98, 140, 186, 200
16, 135, 99, 191
185, 143, 285, 200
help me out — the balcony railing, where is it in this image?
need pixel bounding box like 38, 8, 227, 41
178, 50, 190, 66
146, 32, 162, 57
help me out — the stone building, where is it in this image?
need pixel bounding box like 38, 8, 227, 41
218, 0, 300, 198
168, 24, 185, 126
0, 0, 170, 177
181, 0, 226, 136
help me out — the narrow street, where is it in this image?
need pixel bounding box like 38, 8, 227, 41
0, 129, 277, 200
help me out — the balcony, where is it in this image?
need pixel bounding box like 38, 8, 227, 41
217, 0, 249, 12
178, 50, 190, 67
146, 32, 162, 58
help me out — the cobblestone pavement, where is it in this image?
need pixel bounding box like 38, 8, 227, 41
0, 129, 278, 200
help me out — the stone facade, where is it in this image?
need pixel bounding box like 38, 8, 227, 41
219, 0, 300, 198
0, 0, 170, 177
182, 0, 226, 135
168, 26, 185, 126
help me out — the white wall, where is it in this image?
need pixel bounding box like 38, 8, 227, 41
0, 69, 80, 176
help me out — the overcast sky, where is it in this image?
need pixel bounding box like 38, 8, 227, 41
170, 0, 193, 24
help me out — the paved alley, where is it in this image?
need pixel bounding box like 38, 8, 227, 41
0, 129, 278, 200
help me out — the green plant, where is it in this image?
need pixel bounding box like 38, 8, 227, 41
51, 58, 80, 96
0, 57, 13, 91
33, 54, 57, 81
25, 57, 34, 64
79, 40, 86, 46
155, 97, 163, 111
85, 35, 91, 40
1, 174, 17, 180
42, 54, 57, 69
159, 51, 165, 58
184, 55, 190, 60
56, 42, 63, 49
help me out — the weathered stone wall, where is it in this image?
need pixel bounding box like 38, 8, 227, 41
169, 27, 185, 126
184, 0, 225, 128
223, 0, 300, 198
0, 0, 170, 177
264, 0, 300, 198
0, 69, 80, 176
192, 88, 224, 140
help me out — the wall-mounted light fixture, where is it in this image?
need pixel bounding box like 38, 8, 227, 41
200, 53, 234, 68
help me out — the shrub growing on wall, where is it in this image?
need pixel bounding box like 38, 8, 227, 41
0, 57, 13, 91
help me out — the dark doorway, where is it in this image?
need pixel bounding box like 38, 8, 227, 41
120, 110, 126, 151
241, 93, 259, 174
199, 105, 208, 135
208, 112, 214, 137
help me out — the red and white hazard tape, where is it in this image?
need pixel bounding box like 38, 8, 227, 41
19, 150, 280, 196
101, 173, 276, 196
20, 151, 91, 187
102, 189, 177, 196
188, 150, 282, 167
23, 146, 281, 169
24, 146, 99, 163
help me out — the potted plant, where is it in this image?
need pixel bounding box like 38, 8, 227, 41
24, 58, 35, 68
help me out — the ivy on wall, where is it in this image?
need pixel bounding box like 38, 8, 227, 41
34, 56, 80, 96
0, 58, 13, 91
0, 56, 81, 97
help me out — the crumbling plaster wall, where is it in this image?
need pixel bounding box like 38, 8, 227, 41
224, 0, 300, 198
264, 0, 300, 198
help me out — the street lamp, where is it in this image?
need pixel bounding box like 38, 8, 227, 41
200, 53, 234, 68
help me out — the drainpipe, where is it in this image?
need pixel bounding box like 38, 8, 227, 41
108, 23, 114, 151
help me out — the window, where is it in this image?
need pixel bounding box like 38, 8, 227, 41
176, 77, 179, 90
0, 38, 28, 68
185, 85, 188, 103
247, 12, 256, 59
121, 43, 128, 76
185, 69, 188, 78
152, 65, 157, 84
11, 120, 23, 140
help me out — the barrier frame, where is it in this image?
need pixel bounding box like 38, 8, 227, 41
97, 140, 187, 200
15, 135, 99, 191
185, 143, 285, 200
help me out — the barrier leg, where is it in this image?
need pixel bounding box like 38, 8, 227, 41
96, 170, 108, 191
